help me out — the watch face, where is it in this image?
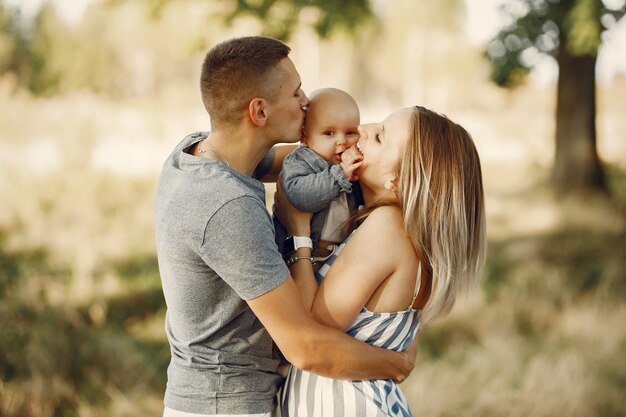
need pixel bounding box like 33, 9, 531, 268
283, 237, 296, 255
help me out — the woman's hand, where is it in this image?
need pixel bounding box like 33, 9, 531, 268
274, 181, 313, 237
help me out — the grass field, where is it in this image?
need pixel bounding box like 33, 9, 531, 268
0, 82, 624, 416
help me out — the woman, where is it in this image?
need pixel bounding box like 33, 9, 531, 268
275, 106, 486, 417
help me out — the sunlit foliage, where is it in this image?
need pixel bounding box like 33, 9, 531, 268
218, 0, 373, 40
485, 0, 625, 87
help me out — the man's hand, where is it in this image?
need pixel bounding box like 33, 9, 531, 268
395, 330, 420, 382
339, 144, 363, 181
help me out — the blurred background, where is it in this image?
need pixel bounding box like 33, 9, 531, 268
0, 0, 624, 416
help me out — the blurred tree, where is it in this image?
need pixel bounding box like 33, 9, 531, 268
0, 2, 73, 95
0, 2, 30, 88
146, 0, 373, 40
0, 4, 18, 73
485, 0, 625, 194
228, 0, 372, 40
27, 3, 70, 95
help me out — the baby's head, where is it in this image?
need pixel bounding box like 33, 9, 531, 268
302, 88, 360, 165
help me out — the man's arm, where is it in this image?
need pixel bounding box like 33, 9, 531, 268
247, 277, 414, 382
259, 144, 297, 183
310, 206, 415, 329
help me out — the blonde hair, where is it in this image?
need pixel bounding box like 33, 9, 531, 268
397, 106, 486, 323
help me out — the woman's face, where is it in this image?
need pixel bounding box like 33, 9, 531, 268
355, 107, 414, 190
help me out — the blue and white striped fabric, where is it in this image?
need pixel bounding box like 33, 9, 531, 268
281, 236, 421, 417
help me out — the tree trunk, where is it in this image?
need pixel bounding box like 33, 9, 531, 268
553, 38, 606, 194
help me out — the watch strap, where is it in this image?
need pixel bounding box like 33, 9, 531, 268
292, 236, 312, 250
284, 235, 313, 255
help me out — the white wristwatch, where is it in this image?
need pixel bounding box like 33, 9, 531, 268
283, 236, 313, 256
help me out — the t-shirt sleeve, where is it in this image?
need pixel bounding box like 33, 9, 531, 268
200, 195, 290, 300
252, 147, 276, 181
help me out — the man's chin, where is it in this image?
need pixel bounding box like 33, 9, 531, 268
284, 133, 303, 144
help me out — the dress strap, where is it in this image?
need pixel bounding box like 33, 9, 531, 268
409, 261, 422, 309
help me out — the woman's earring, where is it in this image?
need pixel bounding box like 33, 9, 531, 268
384, 178, 398, 191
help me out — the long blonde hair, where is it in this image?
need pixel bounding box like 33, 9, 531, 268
397, 106, 486, 323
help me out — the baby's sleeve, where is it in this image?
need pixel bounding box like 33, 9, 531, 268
281, 150, 352, 213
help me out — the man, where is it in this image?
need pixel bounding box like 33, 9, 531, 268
155, 36, 415, 417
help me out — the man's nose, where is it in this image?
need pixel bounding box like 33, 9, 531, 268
300, 93, 309, 108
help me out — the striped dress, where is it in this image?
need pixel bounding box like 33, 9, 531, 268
281, 237, 422, 417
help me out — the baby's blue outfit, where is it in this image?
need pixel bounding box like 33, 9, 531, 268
274, 146, 362, 256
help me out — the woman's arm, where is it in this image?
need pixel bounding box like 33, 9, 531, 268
311, 206, 412, 330
273, 194, 421, 378
276, 191, 414, 329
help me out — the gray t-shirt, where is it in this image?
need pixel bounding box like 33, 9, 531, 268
154, 132, 290, 414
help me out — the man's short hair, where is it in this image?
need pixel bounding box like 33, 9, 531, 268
200, 36, 291, 127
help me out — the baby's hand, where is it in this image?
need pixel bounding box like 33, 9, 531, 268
340, 144, 363, 181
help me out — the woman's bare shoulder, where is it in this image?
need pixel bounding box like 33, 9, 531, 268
359, 205, 404, 231
351, 206, 411, 252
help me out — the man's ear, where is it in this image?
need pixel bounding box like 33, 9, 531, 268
249, 98, 268, 127
384, 177, 398, 192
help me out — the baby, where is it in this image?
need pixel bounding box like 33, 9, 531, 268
274, 88, 363, 268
